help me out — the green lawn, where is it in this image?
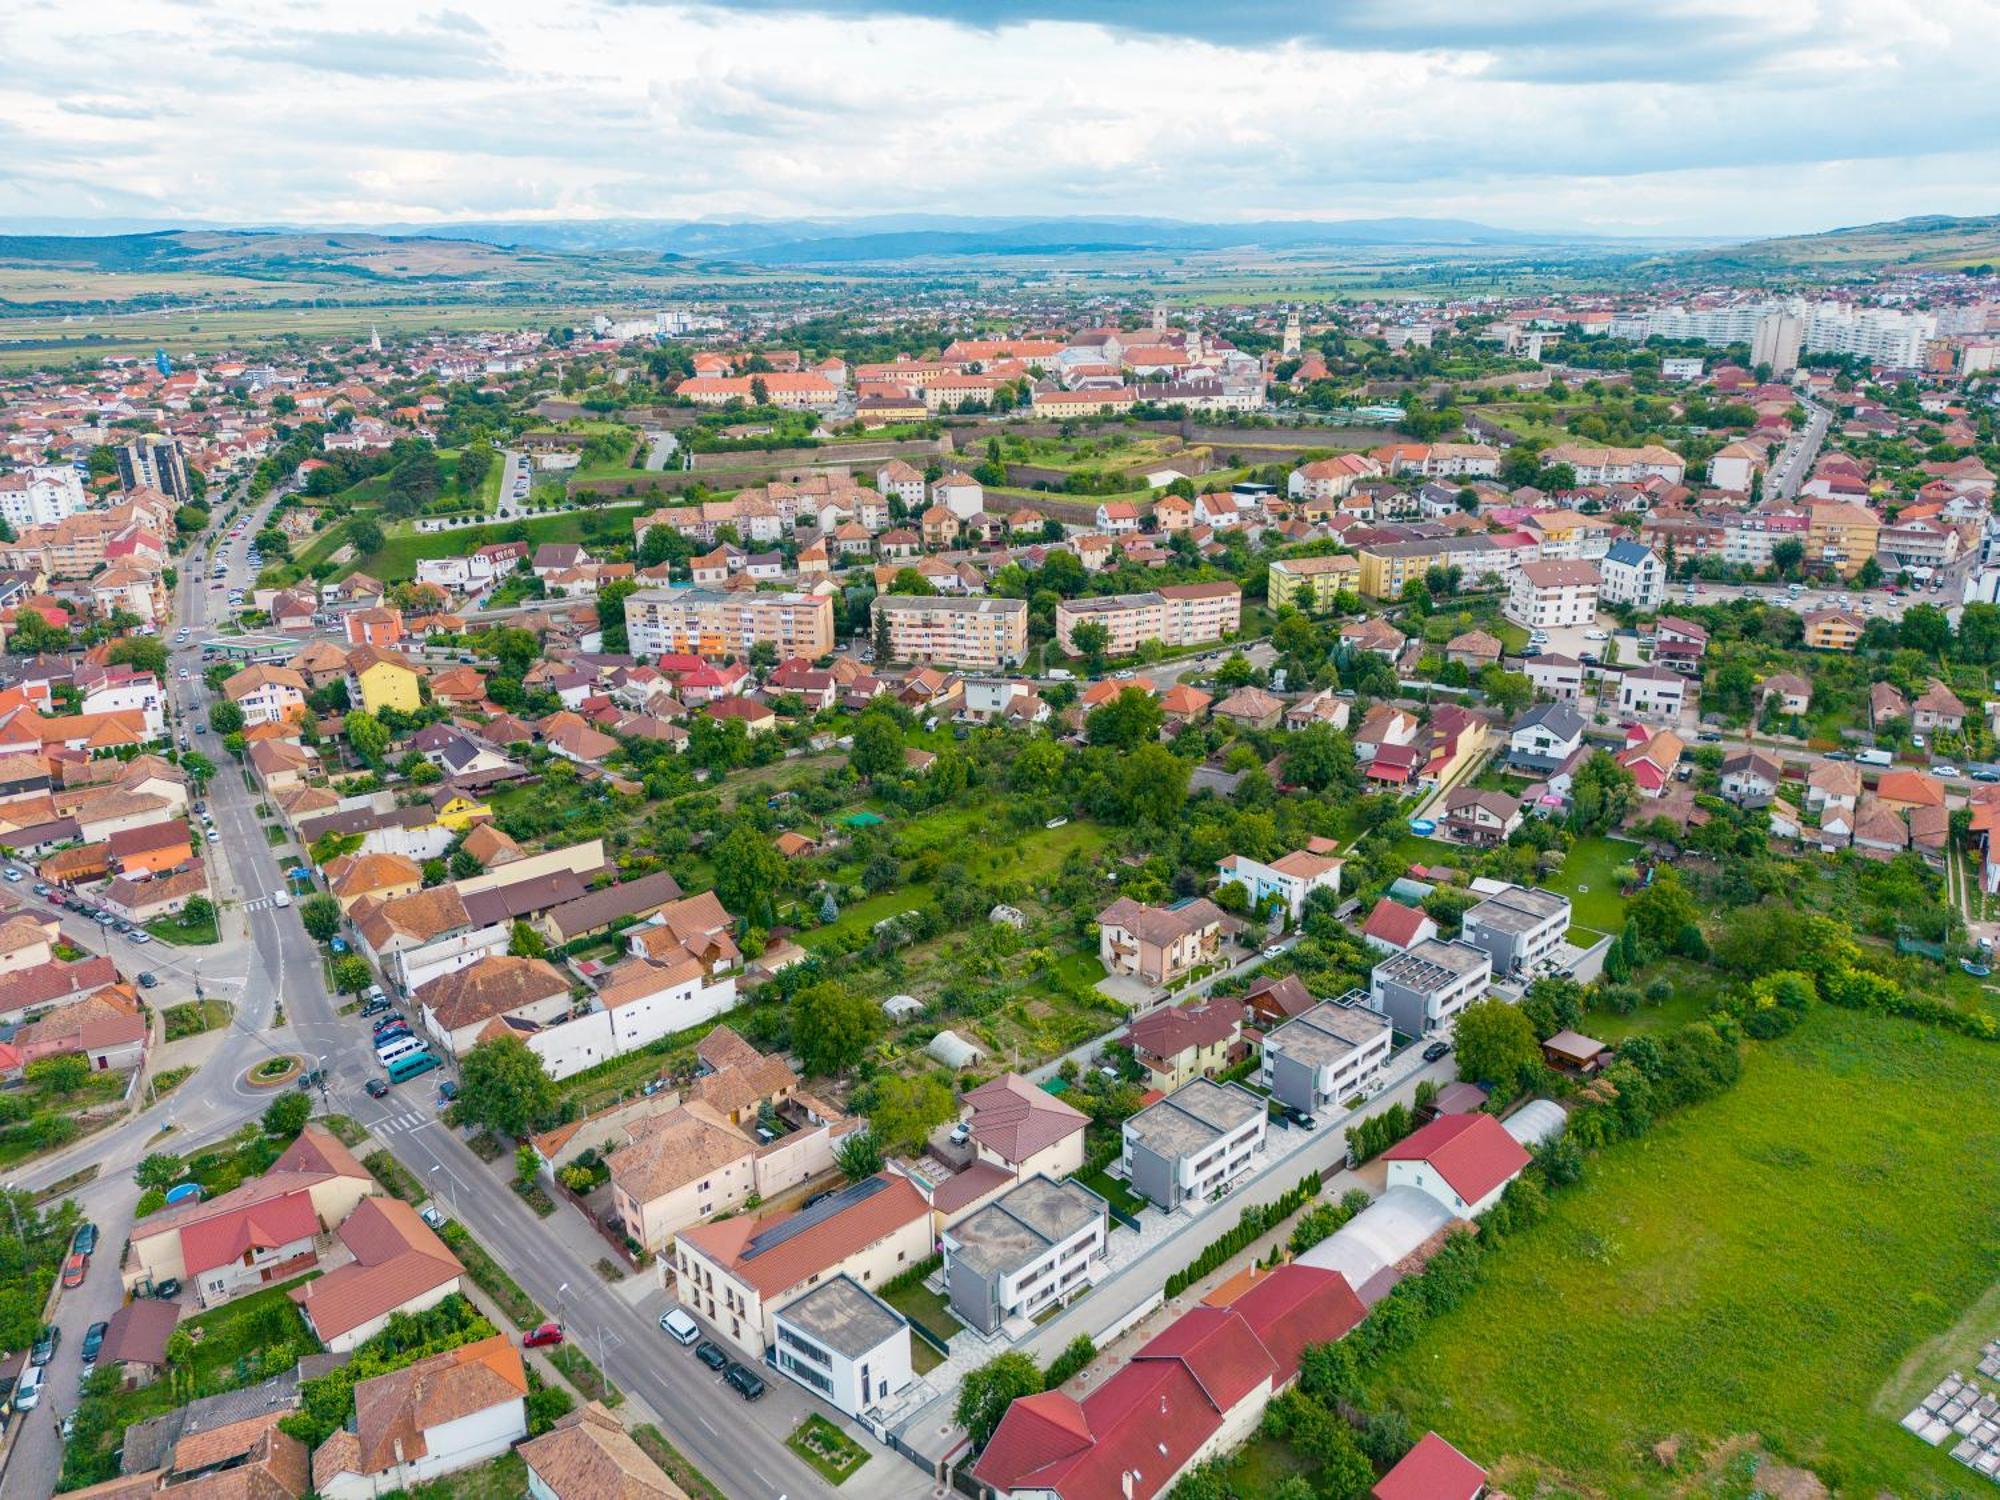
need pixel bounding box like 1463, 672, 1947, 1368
407, 1451, 528, 1499
1542, 834, 1641, 933
146, 909, 219, 945
880, 1276, 965, 1348
342, 505, 647, 581
1076, 1168, 1150, 1219
1585, 960, 1727, 1042
786, 1414, 871, 1485
1362, 1009, 2000, 1496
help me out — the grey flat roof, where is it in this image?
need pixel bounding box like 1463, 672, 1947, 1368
1124, 1079, 1264, 1161
946, 1176, 1105, 1281
1374, 938, 1490, 993
1467, 885, 1570, 935
775, 1273, 907, 1360
1266, 1001, 1391, 1066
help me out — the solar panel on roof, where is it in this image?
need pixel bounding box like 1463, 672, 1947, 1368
741, 1175, 887, 1260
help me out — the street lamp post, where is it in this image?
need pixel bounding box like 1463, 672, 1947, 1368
556, 1282, 569, 1332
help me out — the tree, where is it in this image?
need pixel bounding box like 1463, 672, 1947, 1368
1010, 738, 1065, 794
136, 1152, 185, 1191
714, 823, 787, 922
182, 894, 216, 929
165, 1326, 195, 1400
299, 894, 342, 943
867, 1075, 956, 1154
516, 1144, 542, 1188
1086, 687, 1164, 750
262, 1093, 311, 1137
108, 636, 168, 676
25, 1054, 88, 1097
1900, 603, 1953, 658
1855, 554, 1883, 589
1452, 998, 1543, 1093
347, 516, 385, 557
1570, 752, 1637, 835
850, 710, 905, 781
1120, 743, 1189, 826
508, 921, 547, 958
887, 568, 936, 597
833, 1130, 883, 1181
179, 752, 216, 792
1629, 868, 1701, 954
458, 1035, 557, 1138
330, 955, 374, 993
207, 701, 245, 735
596, 578, 637, 654
1069, 620, 1110, 673
790, 980, 880, 1078
1281, 724, 1355, 792
1771, 537, 1804, 577
343, 710, 390, 765
956, 1352, 1044, 1451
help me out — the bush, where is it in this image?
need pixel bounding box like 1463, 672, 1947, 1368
1044, 1335, 1096, 1387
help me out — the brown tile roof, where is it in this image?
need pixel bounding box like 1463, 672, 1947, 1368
289, 1197, 462, 1344
459, 823, 524, 866
519, 1402, 684, 1500
961, 1074, 1088, 1165
417, 954, 569, 1033
99, 1297, 179, 1368
354, 885, 471, 948
170, 1411, 309, 1499
317, 1335, 526, 1484
328, 850, 424, 901
608, 1101, 752, 1205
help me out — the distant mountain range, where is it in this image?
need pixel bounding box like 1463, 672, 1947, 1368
1668, 213, 2000, 272
1, 214, 1673, 270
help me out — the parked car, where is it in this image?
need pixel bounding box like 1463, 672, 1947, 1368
523, 1322, 566, 1349
725, 1362, 766, 1400
436, 1080, 458, 1102
420, 1205, 448, 1230
15, 1365, 44, 1410
1423, 1040, 1452, 1063
150, 1278, 181, 1300
80, 1321, 107, 1362
364, 1078, 389, 1099
694, 1340, 728, 1372
62, 1253, 87, 1289
72, 1222, 98, 1256
659, 1309, 700, 1345
137, 972, 158, 988
31, 1326, 59, 1366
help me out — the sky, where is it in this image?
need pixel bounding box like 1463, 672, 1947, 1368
4, 0, 1999, 239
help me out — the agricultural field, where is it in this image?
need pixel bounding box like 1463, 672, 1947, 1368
1360, 1008, 2000, 1497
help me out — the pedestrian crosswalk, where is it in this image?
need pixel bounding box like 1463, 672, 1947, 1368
244, 896, 279, 913
371, 1109, 430, 1136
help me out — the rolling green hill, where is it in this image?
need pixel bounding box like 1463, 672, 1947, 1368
1680, 213, 2000, 273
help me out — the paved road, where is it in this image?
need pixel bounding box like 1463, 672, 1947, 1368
1771, 396, 1829, 502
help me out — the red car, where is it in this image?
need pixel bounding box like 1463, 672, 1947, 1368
61, 1253, 87, 1289
522, 1322, 565, 1349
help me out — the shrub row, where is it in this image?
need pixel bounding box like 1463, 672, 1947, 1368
1163, 1170, 1321, 1300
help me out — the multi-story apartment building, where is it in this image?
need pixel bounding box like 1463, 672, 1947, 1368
1119, 1079, 1268, 1212
871, 594, 1028, 669
674, 373, 841, 409
115, 434, 191, 504
1458, 884, 1573, 975
1265, 554, 1361, 612
1368, 938, 1492, 1036
1539, 443, 1686, 486
1505, 559, 1600, 629
0, 467, 85, 530
941, 1175, 1108, 1335
1806, 501, 1881, 579
1052, 582, 1241, 656
1597, 540, 1665, 609
1260, 999, 1393, 1115
1354, 535, 1518, 599
624, 588, 834, 660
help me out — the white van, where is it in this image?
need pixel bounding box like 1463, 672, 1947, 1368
377, 1035, 425, 1065
1856, 748, 1894, 767
659, 1308, 700, 1345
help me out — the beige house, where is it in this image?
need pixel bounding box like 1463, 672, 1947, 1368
1097, 896, 1226, 986
1125, 999, 1246, 1092
673, 1172, 932, 1358
959, 1074, 1090, 1181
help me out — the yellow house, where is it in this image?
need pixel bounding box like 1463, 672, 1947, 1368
1806, 501, 1880, 579
1802, 608, 1864, 651
428, 789, 490, 832
345, 645, 423, 716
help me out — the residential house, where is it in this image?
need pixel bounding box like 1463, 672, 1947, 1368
1761, 672, 1811, 716
1719, 750, 1783, 807
1524, 654, 1584, 702
1211, 687, 1285, 731
346, 647, 424, 717
1504, 560, 1599, 630
1802, 609, 1864, 651
1616, 665, 1686, 719
1119, 1079, 1268, 1212
1214, 839, 1343, 919
1124, 1000, 1246, 1092
223, 665, 306, 728
1368, 939, 1492, 1036
1440, 788, 1522, 847
1362, 899, 1438, 955
1382, 1112, 1531, 1217
1373, 1432, 1489, 1500
417, 954, 572, 1058
958, 1074, 1090, 1181
1507, 702, 1585, 772
519, 1402, 684, 1500
311, 1335, 528, 1500
1912, 679, 1967, 733
1616, 727, 1684, 797
289, 1196, 465, 1352
1597, 540, 1664, 610
941, 1175, 1109, 1336
1096, 897, 1226, 987
1458, 885, 1572, 976
1260, 1001, 1393, 1115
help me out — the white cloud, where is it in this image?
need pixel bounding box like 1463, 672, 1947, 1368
0, 0, 1995, 235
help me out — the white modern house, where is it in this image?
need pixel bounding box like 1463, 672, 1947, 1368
1120, 1079, 1268, 1212
1505, 560, 1600, 630
771, 1274, 916, 1419
941, 1175, 1109, 1335
1598, 540, 1665, 610
1368, 939, 1492, 1036
1214, 841, 1344, 920
1259, 1001, 1394, 1114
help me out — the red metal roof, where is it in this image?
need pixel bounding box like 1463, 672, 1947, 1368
1382, 1113, 1530, 1206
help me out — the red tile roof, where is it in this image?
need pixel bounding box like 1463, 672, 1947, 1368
1372, 1431, 1487, 1500
1382, 1113, 1530, 1206
179, 1190, 319, 1276
962, 1074, 1088, 1165
1363, 899, 1431, 948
